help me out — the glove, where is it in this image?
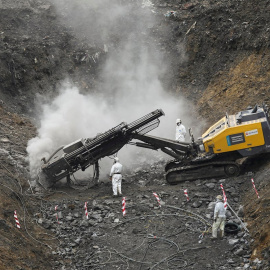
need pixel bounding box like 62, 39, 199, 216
109, 176, 112, 181
214, 218, 217, 223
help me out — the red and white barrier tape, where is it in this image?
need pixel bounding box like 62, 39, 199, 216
14, 210, 21, 229
55, 205, 59, 224
122, 197, 126, 216
84, 202, 89, 219
220, 184, 228, 210
153, 192, 161, 207
184, 189, 189, 201
251, 178, 260, 198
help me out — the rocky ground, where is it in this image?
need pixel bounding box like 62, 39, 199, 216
33, 174, 267, 270
0, 0, 270, 269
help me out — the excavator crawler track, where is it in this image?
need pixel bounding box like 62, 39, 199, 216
165, 161, 240, 184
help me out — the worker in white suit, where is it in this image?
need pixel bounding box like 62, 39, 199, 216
175, 119, 187, 142
211, 195, 226, 239
109, 157, 123, 197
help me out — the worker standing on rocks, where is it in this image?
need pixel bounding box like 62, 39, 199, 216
175, 119, 187, 142
109, 157, 123, 197
211, 195, 226, 240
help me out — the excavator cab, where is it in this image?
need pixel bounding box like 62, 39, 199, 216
202, 104, 270, 157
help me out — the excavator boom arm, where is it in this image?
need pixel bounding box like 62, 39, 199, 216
133, 133, 198, 159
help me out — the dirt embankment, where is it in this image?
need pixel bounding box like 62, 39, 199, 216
0, 0, 104, 114
0, 106, 57, 269
242, 164, 270, 262
152, 0, 270, 122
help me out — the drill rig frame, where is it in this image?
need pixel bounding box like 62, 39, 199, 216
38, 109, 165, 188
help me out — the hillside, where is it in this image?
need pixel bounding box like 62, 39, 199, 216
0, 0, 269, 269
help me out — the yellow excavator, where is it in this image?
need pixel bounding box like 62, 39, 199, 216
134, 103, 270, 183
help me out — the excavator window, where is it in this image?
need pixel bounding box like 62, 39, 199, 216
226, 112, 230, 127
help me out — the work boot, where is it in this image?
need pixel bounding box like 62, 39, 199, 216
112, 194, 118, 198
210, 237, 217, 241
118, 193, 123, 197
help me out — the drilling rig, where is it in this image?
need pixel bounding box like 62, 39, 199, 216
39, 109, 165, 188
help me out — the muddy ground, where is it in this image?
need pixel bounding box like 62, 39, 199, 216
0, 0, 270, 269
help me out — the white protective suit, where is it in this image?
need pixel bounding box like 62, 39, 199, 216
212, 198, 226, 238
110, 160, 123, 196
175, 123, 187, 142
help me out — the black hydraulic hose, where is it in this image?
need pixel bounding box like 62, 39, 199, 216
46, 145, 65, 163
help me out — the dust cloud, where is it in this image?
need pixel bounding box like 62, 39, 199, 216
27, 0, 204, 180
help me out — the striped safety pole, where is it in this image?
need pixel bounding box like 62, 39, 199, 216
251, 178, 260, 199
84, 202, 89, 219
122, 197, 126, 217
184, 189, 189, 201
14, 210, 21, 229
153, 192, 161, 207
220, 184, 228, 209
55, 205, 59, 224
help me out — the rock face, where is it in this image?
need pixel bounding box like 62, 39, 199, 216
0, 0, 31, 9
0, 0, 269, 118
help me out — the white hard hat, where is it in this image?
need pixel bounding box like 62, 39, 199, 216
114, 157, 119, 162
176, 119, 181, 124
216, 195, 223, 200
